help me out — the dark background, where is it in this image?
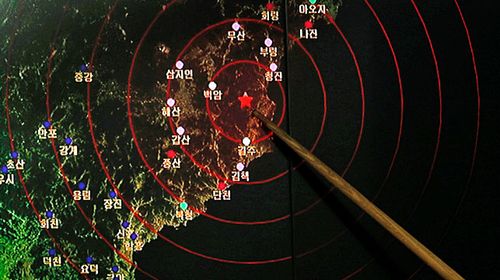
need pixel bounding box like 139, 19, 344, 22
291, 1, 500, 279
427, 1, 500, 279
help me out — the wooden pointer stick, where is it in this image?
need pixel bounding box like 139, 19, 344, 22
252, 110, 464, 280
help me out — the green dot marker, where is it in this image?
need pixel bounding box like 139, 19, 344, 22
309, 0, 317, 4
180, 202, 188, 210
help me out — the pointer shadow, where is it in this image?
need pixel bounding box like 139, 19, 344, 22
271, 136, 408, 279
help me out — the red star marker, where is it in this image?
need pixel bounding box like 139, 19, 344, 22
266, 2, 275, 11
238, 92, 254, 109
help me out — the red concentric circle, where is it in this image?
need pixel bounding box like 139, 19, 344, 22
202, 59, 287, 144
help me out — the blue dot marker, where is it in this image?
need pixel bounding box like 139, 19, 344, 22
77, 182, 86, 190
121, 221, 130, 228
80, 64, 88, 72
10, 151, 18, 159
48, 248, 56, 257
46, 210, 54, 219
130, 232, 138, 241
43, 121, 51, 129
65, 137, 73, 145
86, 256, 93, 264
109, 191, 117, 199
112, 265, 119, 273
1, 165, 8, 174
180, 202, 188, 210
113, 277, 119, 280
